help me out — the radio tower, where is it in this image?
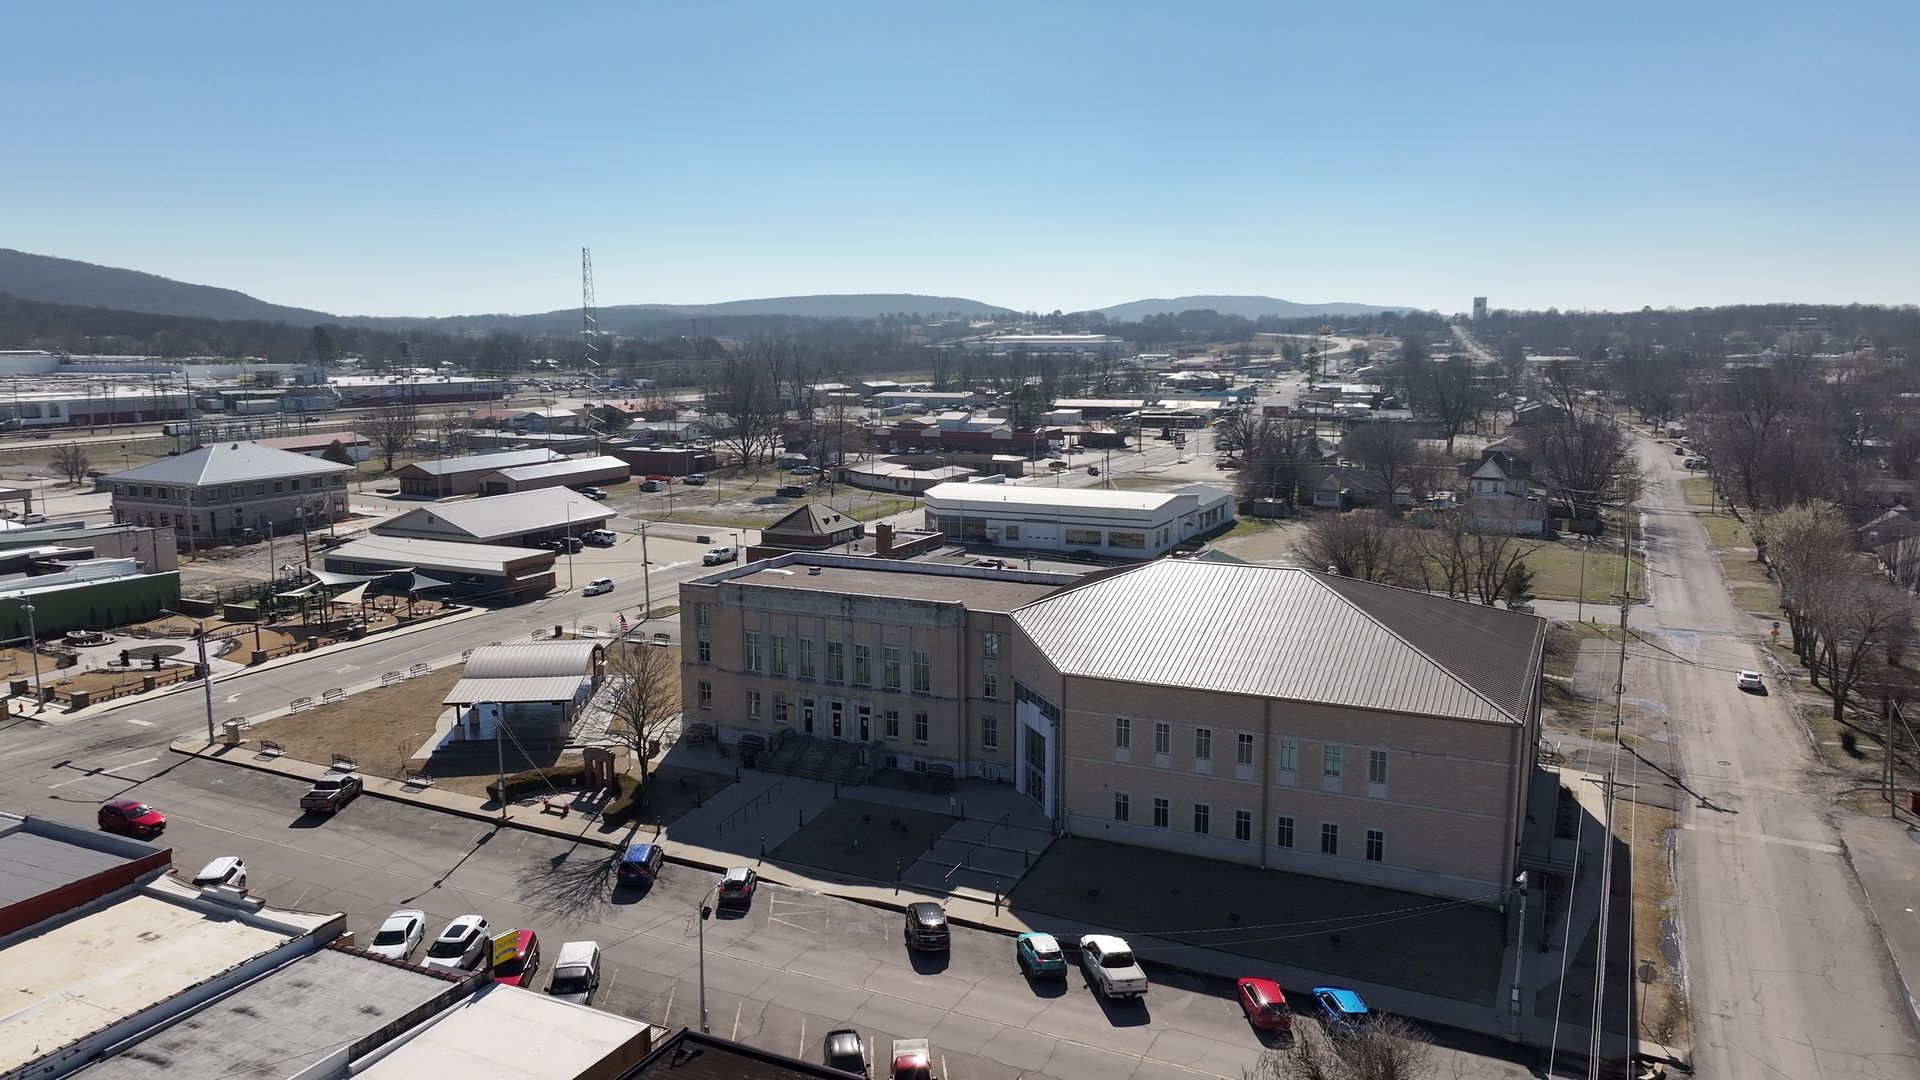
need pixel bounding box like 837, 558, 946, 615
581, 247, 610, 449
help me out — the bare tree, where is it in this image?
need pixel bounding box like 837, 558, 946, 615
1340, 424, 1447, 505
53, 441, 93, 484
1807, 574, 1917, 725
1243, 1014, 1444, 1080
1301, 511, 1419, 584
1519, 411, 1642, 522
705, 348, 784, 468
1416, 358, 1487, 454
366, 401, 420, 472
1228, 416, 1323, 508
1754, 500, 1853, 654
603, 642, 681, 793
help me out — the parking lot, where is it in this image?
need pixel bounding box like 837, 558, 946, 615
19, 754, 1549, 1079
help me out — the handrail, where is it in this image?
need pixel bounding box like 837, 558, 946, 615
943, 812, 1012, 881
716, 780, 785, 835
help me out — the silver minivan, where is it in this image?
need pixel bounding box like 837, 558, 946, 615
547, 940, 602, 1004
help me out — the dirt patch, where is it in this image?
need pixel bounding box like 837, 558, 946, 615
246, 666, 465, 779
1210, 517, 1308, 564
1010, 836, 1504, 1003
770, 799, 950, 880
1627, 802, 1690, 1053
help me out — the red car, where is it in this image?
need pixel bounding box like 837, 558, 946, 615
99, 799, 167, 839
491, 929, 541, 987
1236, 977, 1292, 1032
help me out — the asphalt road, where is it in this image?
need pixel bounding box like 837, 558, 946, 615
1622, 436, 1920, 1079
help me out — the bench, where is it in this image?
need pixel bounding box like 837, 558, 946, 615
257, 739, 286, 758
403, 769, 434, 789
540, 797, 570, 818
329, 754, 358, 772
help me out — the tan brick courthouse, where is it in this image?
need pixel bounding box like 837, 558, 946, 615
681, 554, 1544, 901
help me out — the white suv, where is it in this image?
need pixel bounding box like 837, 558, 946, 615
703, 546, 739, 565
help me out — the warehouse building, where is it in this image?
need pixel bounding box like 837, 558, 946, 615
921, 480, 1234, 559
323, 535, 556, 603
395, 448, 564, 498
478, 455, 631, 496
372, 488, 614, 547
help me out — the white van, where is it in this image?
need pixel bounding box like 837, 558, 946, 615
547, 940, 602, 1004
190, 856, 248, 892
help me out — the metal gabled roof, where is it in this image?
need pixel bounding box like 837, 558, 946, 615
107, 442, 353, 486
462, 641, 603, 678
1012, 561, 1542, 725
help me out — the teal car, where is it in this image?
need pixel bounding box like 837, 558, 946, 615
1015, 932, 1067, 977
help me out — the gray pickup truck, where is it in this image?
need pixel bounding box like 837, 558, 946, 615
300, 770, 364, 815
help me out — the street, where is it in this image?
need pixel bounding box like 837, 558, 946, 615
1623, 435, 1920, 1078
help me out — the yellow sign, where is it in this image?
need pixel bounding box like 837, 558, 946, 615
491, 930, 522, 967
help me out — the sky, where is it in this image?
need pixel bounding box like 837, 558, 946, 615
4, 1, 1917, 318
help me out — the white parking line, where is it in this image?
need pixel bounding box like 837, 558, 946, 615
798, 1017, 806, 1059
732, 1001, 743, 1041
125, 718, 154, 727
49, 755, 158, 788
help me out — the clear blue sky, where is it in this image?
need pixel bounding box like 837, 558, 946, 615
5, 2, 1916, 318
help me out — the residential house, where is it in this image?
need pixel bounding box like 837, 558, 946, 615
1460, 448, 1548, 536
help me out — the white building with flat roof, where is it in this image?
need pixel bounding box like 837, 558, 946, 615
922, 480, 1235, 558
355, 982, 662, 1080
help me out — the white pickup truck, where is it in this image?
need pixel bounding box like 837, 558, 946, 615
1078, 934, 1149, 999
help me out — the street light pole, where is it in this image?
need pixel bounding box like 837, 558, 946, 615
161, 608, 217, 744
22, 600, 44, 712
696, 883, 719, 1033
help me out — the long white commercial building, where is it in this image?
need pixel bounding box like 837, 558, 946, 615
921, 480, 1234, 559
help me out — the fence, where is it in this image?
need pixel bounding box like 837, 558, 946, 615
44, 666, 198, 707
943, 813, 1013, 882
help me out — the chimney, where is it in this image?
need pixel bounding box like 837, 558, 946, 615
875, 522, 893, 557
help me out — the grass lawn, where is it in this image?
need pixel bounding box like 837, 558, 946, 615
1543, 620, 1616, 680
770, 799, 949, 880
1679, 476, 1714, 507
1524, 539, 1643, 603
1732, 584, 1782, 616
1700, 511, 1751, 548
1718, 555, 1771, 587
246, 666, 464, 780
1104, 475, 1180, 492
841, 496, 917, 521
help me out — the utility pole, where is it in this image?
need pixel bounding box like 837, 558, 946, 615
1588, 507, 1635, 1076
640, 522, 652, 621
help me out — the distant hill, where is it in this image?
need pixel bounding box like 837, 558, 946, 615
0, 248, 334, 324
1094, 295, 1410, 321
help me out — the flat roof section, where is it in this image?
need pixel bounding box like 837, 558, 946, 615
76, 947, 467, 1080
924, 481, 1207, 512
0, 892, 316, 1075
357, 983, 659, 1080
728, 561, 1065, 612
324, 535, 550, 575
0, 827, 133, 907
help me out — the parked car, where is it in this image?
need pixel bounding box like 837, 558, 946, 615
616, 842, 665, 886
703, 546, 739, 565
1312, 986, 1370, 1037
683, 473, 708, 486
368, 909, 427, 961
641, 479, 666, 492
491, 929, 542, 987
1015, 931, 1067, 977
423, 915, 492, 971
19, 512, 46, 524
1736, 669, 1766, 693
1079, 934, 1148, 999
547, 940, 602, 1003
903, 902, 950, 951
717, 867, 758, 906
1086, 466, 1100, 476
790, 465, 821, 475
776, 485, 807, 498
824, 1029, 868, 1078
1236, 977, 1292, 1032
890, 1039, 934, 1080
572, 486, 608, 500
582, 529, 618, 546
546, 536, 584, 553
98, 799, 166, 839
189, 856, 248, 891
583, 578, 615, 596
299, 770, 364, 814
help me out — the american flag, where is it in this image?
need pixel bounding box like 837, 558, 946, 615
617, 612, 630, 636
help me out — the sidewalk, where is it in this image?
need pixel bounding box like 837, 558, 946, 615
1839, 811, 1920, 1029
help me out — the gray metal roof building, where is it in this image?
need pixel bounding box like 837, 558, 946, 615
105, 441, 352, 487
1014, 560, 1543, 724
371, 487, 615, 546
